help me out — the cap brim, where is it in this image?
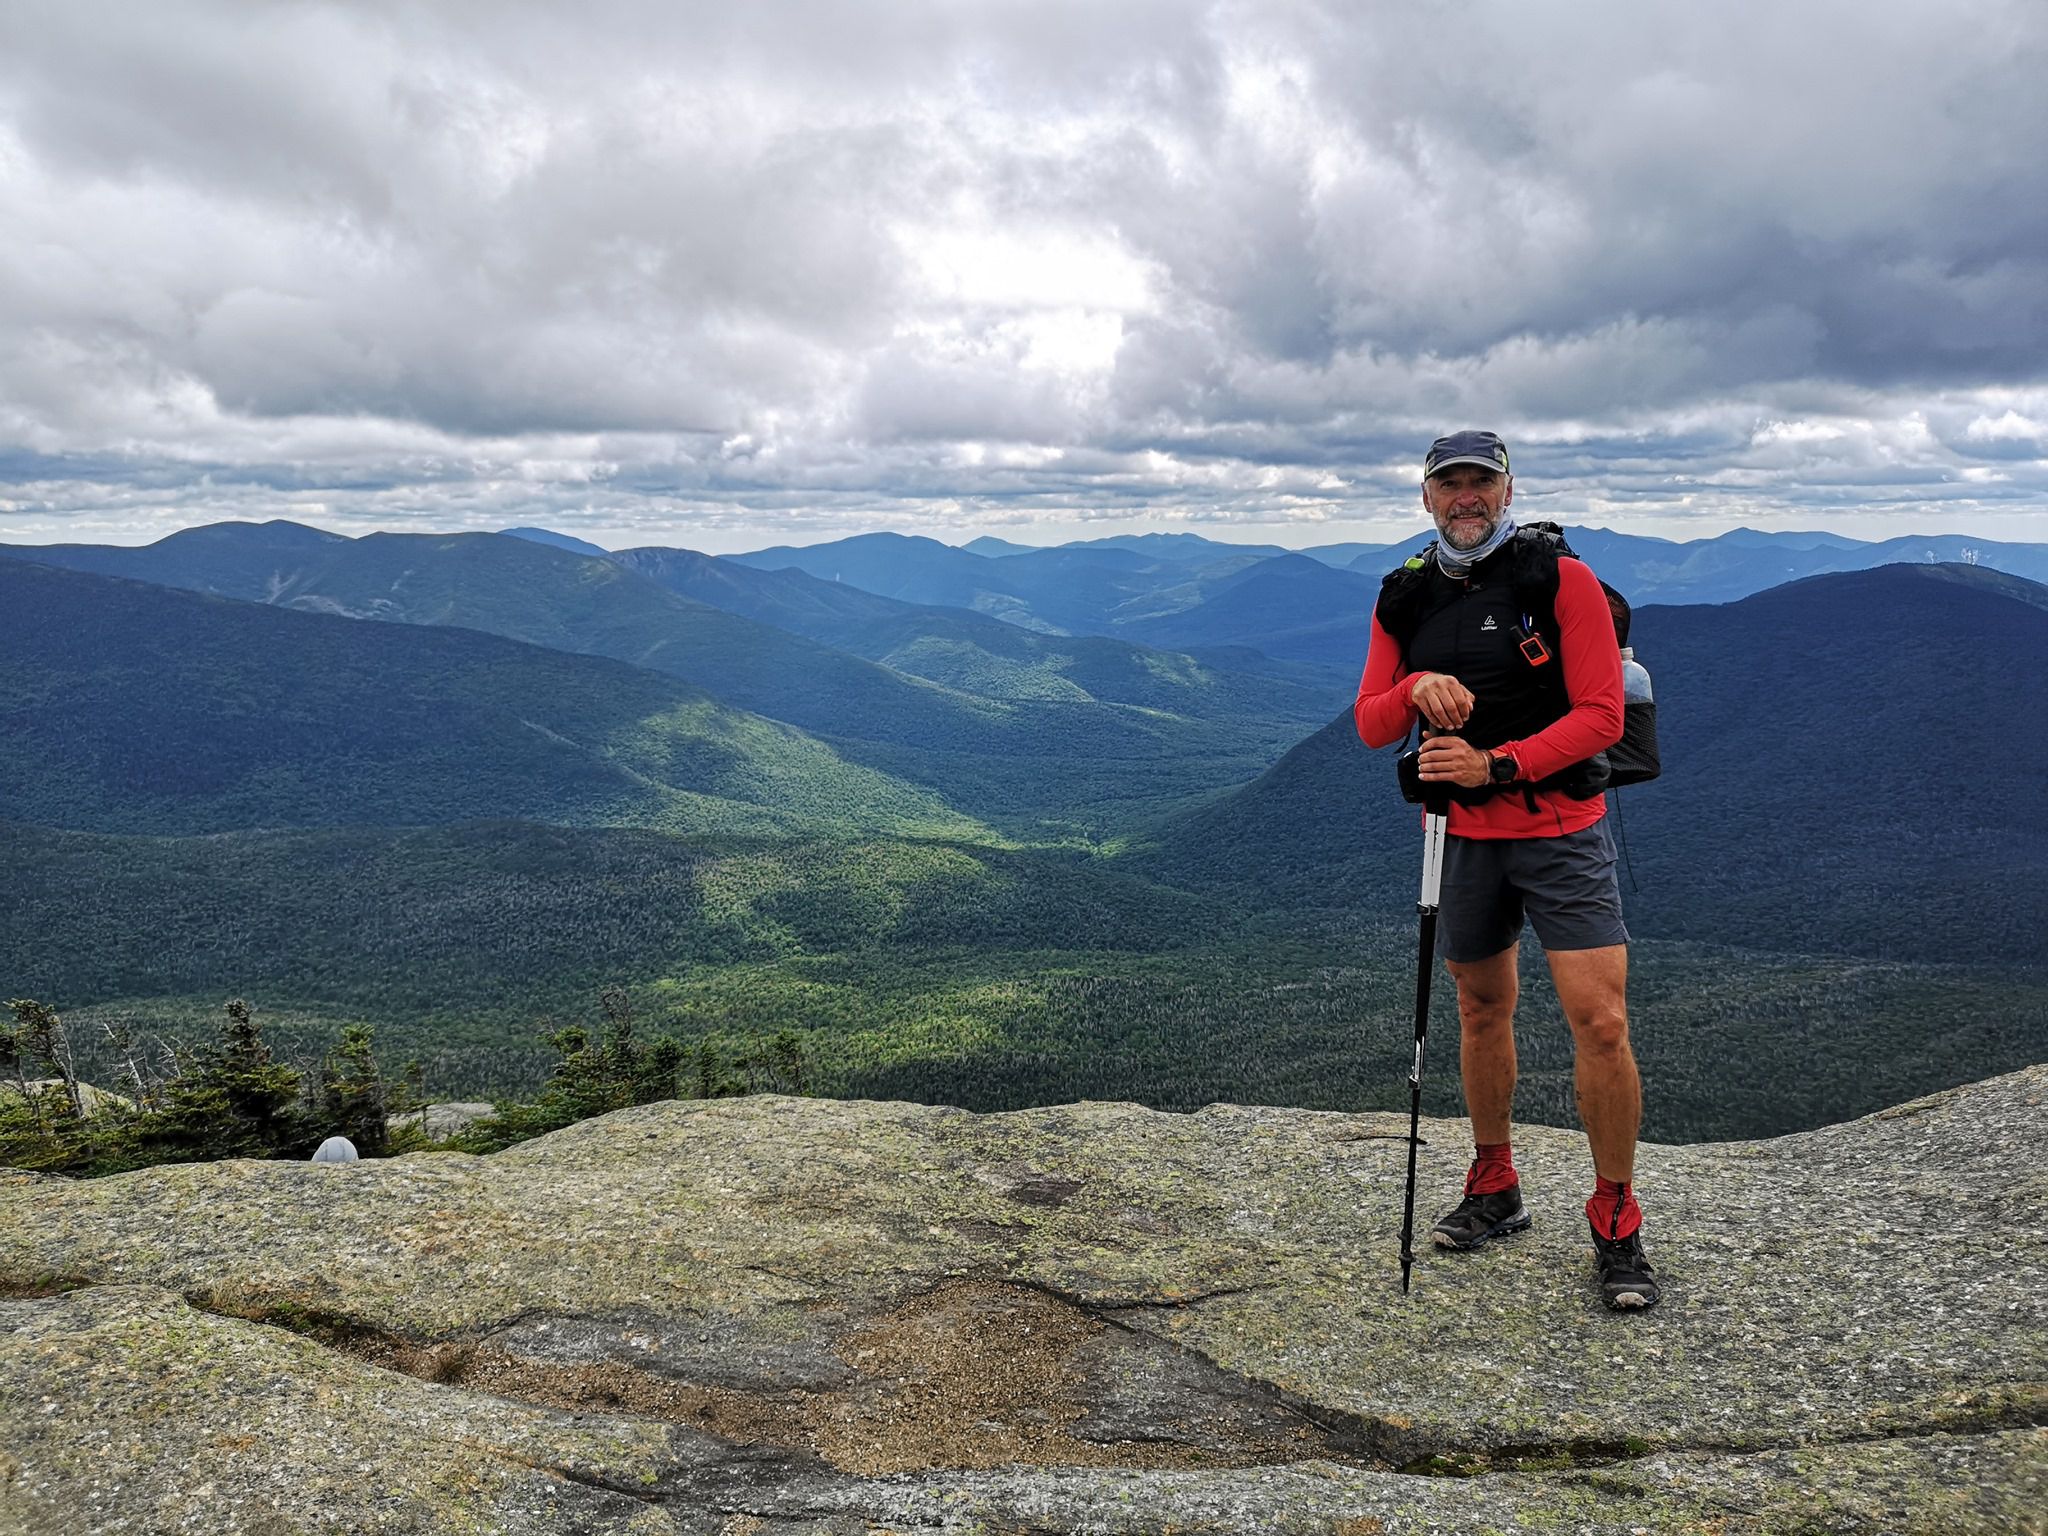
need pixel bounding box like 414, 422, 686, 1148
1426, 454, 1509, 476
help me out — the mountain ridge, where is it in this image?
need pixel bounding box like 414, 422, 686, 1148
0, 559, 983, 842
0, 525, 1324, 834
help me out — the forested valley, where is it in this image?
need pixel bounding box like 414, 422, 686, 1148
4, 525, 2043, 1168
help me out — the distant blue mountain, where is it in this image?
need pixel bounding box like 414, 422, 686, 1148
1119, 555, 1382, 679
1346, 525, 2048, 604
499, 526, 612, 558
961, 536, 1041, 558
1053, 533, 1296, 562
724, 531, 1277, 636
725, 532, 1050, 626
965, 531, 1387, 568
1711, 527, 1863, 551
28, 519, 2045, 727
1296, 541, 1402, 567
611, 544, 1334, 725
949, 524, 2047, 601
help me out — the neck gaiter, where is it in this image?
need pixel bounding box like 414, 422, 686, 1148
1435, 510, 1518, 578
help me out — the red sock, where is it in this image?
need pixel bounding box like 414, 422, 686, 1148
1587, 1175, 1642, 1240
1465, 1142, 1517, 1195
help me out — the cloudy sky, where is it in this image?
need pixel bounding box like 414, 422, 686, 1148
2, 0, 2044, 553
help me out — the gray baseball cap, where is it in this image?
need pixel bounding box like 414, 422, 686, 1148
1424, 429, 1511, 479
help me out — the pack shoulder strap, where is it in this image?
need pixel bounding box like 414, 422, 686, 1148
1506, 521, 1570, 616
1379, 523, 1600, 646
1375, 545, 1447, 644
1510, 524, 1632, 647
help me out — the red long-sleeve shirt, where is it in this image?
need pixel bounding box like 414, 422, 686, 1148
1354, 555, 1624, 839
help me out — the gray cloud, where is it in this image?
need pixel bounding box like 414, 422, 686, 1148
0, 0, 2043, 551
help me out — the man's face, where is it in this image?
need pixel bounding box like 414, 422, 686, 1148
1422, 464, 1513, 551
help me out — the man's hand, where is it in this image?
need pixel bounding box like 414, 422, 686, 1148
1408, 671, 1475, 731
1418, 733, 1492, 789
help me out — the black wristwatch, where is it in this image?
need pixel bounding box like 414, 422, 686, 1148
1487, 750, 1519, 784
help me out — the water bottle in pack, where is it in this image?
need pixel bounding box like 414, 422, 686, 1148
1610, 645, 1660, 785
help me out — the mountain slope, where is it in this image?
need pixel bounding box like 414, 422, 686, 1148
726, 531, 1047, 626
1118, 555, 1382, 679
1, 518, 351, 594
1139, 563, 2048, 962
0, 561, 981, 841
1, 526, 1320, 834
725, 530, 1335, 638
500, 526, 612, 558
0, 524, 1019, 755
962, 531, 1385, 567
613, 545, 1337, 721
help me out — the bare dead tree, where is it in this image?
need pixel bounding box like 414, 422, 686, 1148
7, 999, 83, 1122
102, 1018, 150, 1105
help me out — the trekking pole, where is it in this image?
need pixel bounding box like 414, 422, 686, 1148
1399, 784, 1453, 1294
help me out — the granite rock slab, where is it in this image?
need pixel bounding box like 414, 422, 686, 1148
3, 1067, 2044, 1532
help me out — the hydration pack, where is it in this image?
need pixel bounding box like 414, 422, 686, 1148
1379, 522, 1661, 792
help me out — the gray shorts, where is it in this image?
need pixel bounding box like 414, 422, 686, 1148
1437, 819, 1629, 963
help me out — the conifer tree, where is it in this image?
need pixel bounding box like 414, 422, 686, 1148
144, 999, 305, 1161
316, 1023, 388, 1156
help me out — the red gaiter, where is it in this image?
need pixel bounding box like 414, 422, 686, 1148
1587, 1176, 1643, 1240
1465, 1142, 1518, 1196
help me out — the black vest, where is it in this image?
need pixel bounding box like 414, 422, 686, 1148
1378, 531, 1609, 800
1400, 567, 1568, 753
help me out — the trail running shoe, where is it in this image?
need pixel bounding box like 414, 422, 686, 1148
1589, 1222, 1660, 1310
1429, 1184, 1532, 1250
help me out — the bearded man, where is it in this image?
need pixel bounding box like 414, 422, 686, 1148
1354, 429, 1657, 1310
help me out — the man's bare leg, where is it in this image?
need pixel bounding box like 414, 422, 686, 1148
1430, 944, 1530, 1248
1446, 944, 1519, 1141
1546, 944, 1638, 1183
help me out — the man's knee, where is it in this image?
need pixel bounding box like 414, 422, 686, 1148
1569, 1004, 1631, 1060
1548, 944, 1630, 1058
1459, 988, 1517, 1035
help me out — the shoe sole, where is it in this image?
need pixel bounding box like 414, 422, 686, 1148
1429, 1211, 1532, 1251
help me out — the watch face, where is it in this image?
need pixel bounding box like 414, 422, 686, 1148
1491, 754, 1515, 782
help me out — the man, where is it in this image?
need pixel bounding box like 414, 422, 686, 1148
1353, 429, 1657, 1310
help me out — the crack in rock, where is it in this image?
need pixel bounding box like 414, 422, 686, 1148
179, 1269, 2048, 1490
231, 1274, 1361, 1477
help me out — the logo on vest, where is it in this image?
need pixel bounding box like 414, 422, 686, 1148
1480, 614, 1499, 631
